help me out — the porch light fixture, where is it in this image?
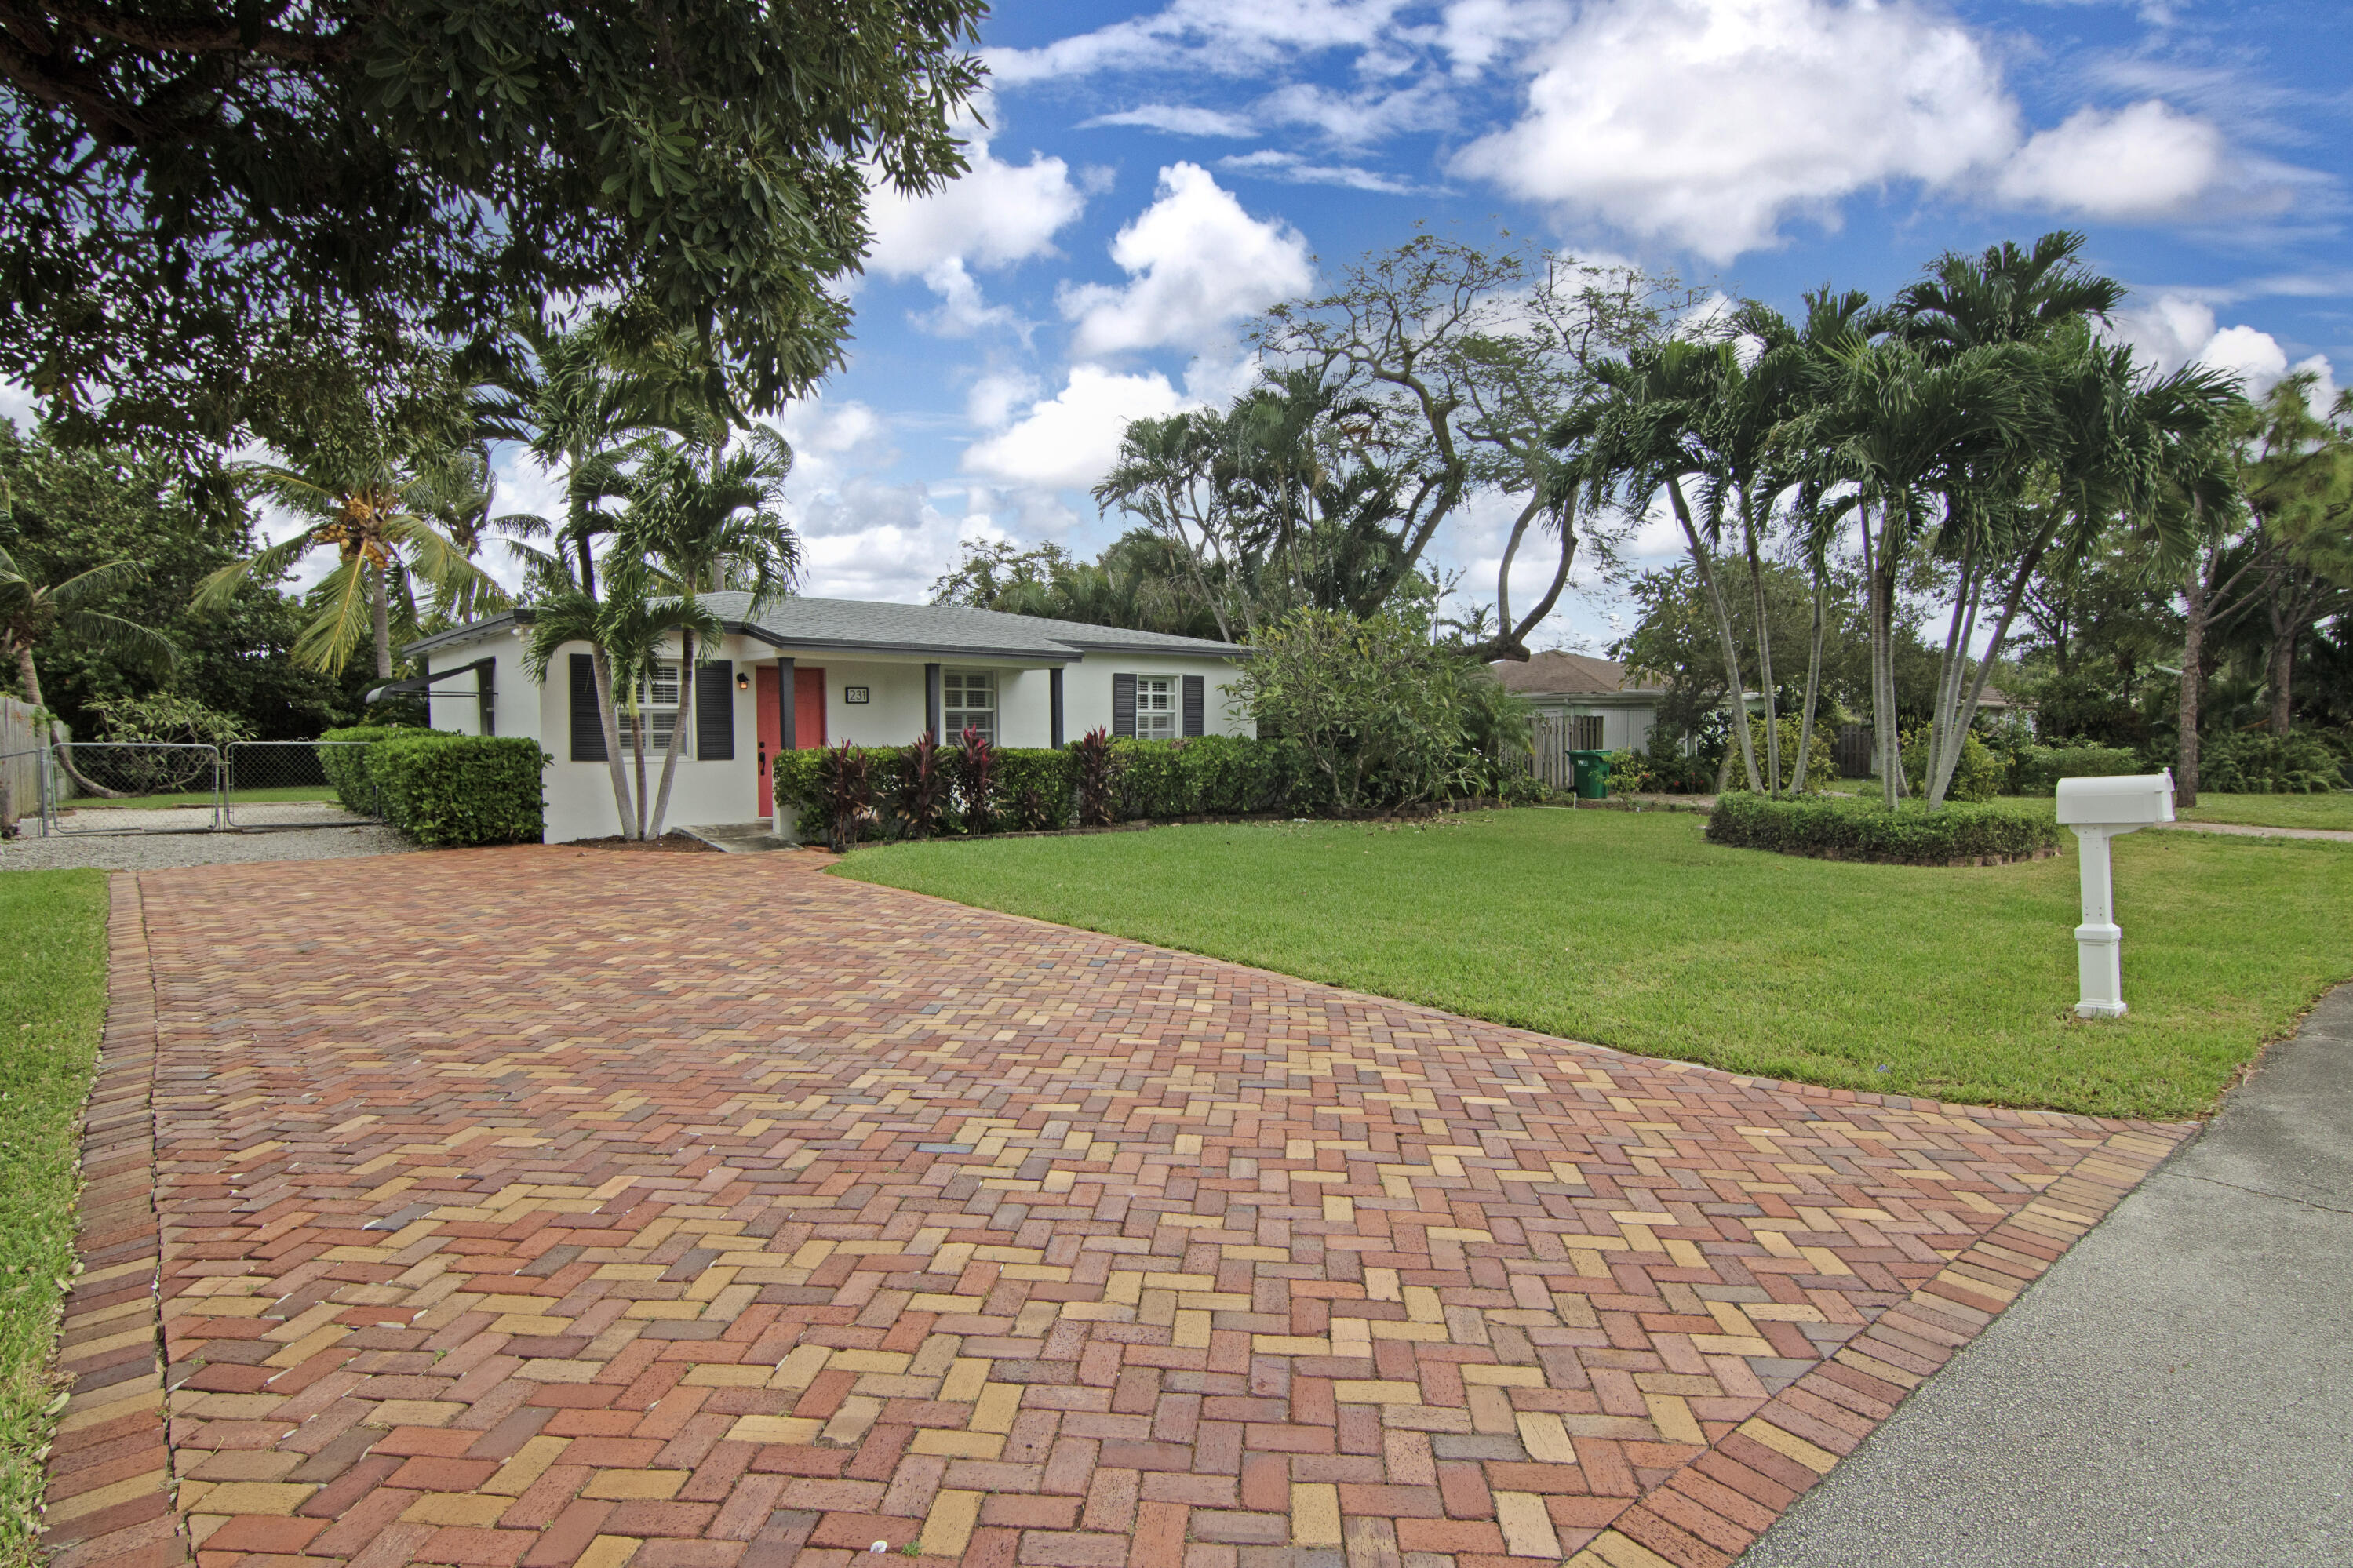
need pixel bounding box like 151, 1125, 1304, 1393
736, 671, 751, 691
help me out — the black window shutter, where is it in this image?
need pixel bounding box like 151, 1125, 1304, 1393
696, 660, 734, 761
1112, 673, 1137, 739
569, 653, 606, 762
1182, 675, 1205, 737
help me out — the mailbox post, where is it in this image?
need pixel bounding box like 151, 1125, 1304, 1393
2054, 769, 2175, 1018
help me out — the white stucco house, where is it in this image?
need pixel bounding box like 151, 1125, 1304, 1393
1488, 651, 1666, 752
396, 593, 1252, 843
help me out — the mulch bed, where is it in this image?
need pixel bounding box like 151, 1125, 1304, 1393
559, 832, 718, 852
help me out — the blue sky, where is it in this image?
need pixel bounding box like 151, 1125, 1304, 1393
522, 1, 2344, 648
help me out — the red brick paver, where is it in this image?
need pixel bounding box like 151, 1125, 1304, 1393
48, 848, 2187, 1568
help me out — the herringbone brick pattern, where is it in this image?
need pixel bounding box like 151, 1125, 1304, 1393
46, 847, 2187, 1568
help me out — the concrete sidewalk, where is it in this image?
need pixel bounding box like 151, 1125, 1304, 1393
1741, 985, 2353, 1568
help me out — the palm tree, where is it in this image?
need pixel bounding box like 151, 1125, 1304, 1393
199, 433, 505, 678
520, 588, 644, 838
611, 425, 800, 838
1575, 339, 1767, 794
0, 543, 176, 798
1787, 337, 2043, 808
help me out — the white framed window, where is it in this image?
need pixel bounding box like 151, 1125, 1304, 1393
618, 662, 682, 750
944, 668, 996, 743
1135, 675, 1177, 740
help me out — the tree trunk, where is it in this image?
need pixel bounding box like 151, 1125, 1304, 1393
1859, 500, 1900, 810
591, 646, 636, 837
2268, 589, 2297, 737
1741, 502, 1779, 795
20, 642, 129, 799
2177, 553, 2209, 807
1790, 565, 1827, 795
1668, 476, 1761, 794
1929, 528, 2053, 810
648, 631, 693, 838
1471, 493, 1579, 664
372, 562, 394, 679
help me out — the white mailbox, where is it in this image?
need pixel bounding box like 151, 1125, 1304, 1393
2055, 770, 2175, 1018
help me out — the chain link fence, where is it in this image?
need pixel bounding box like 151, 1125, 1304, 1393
16, 738, 387, 835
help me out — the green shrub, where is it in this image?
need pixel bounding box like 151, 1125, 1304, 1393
1898, 726, 2005, 803
2009, 742, 2141, 795
368, 734, 548, 846
1725, 715, 1838, 795
1606, 737, 1712, 795
1112, 734, 1328, 819
1706, 793, 2060, 864
2198, 730, 2348, 795
317, 725, 409, 813
87, 692, 253, 747
774, 744, 1079, 835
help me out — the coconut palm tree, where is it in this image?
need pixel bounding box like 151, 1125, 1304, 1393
610, 425, 799, 838
199, 434, 506, 678
520, 588, 643, 837
0, 543, 177, 798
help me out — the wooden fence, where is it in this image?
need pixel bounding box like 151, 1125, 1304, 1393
0, 696, 42, 824
1530, 715, 1573, 791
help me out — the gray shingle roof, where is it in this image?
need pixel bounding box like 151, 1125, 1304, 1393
403, 595, 1244, 663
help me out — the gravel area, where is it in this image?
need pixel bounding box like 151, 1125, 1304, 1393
0, 821, 418, 871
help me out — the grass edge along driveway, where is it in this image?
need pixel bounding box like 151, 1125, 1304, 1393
0, 870, 106, 1566
836, 808, 2352, 1122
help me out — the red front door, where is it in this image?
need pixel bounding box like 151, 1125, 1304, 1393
795, 666, 826, 750
755, 665, 829, 817
756, 667, 782, 817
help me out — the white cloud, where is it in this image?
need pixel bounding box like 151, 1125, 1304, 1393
1455, 0, 2018, 260
912, 259, 1020, 337
961, 366, 1195, 493
1058, 163, 1315, 358
1995, 101, 2225, 220
865, 139, 1087, 279
1218, 150, 1415, 193
2113, 293, 2340, 407
1085, 104, 1258, 137
964, 372, 1042, 431
983, 0, 1404, 85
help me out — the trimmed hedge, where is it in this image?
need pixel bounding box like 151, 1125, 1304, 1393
317, 725, 406, 814
319, 727, 548, 846
1706, 793, 2061, 865
372, 734, 549, 846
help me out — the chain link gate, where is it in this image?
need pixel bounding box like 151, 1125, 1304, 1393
20, 737, 387, 835
224, 740, 383, 828
42, 740, 224, 833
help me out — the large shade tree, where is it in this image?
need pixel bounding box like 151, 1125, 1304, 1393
1, 1, 987, 449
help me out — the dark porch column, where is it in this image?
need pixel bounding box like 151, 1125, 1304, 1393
1050, 666, 1065, 749
779, 657, 796, 749
925, 662, 942, 743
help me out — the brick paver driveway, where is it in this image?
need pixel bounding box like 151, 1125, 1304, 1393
45, 848, 2186, 1568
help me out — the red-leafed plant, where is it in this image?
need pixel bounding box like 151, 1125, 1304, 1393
897, 731, 949, 839
1075, 726, 1116, 827
958, 725, 996, 833
818, 740, 872, 851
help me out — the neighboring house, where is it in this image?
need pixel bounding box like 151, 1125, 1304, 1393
398, 593, 1251, 843
1488, 651, 1666, 752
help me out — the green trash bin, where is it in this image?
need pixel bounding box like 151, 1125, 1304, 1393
1569, 749, 1612, 800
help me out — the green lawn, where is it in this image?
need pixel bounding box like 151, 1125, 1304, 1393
0, 871, 107, 1564
835, 809, 2352, 1122
57, 784, 334, 813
